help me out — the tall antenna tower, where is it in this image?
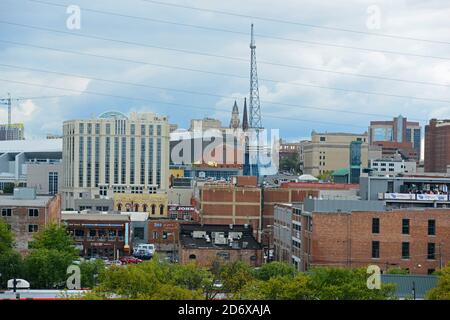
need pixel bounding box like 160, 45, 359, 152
249, 24, 262, 129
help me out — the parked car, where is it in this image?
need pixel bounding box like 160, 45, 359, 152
133, 244, 155, 260
119, 256, 143, 264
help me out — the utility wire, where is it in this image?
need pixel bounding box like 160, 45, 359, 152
22, 0, 450, 62
0, 77, 369, 128
139, 0, 450, 45
0, 63, 430, 122
1, 20, 450, 88
2, 39, 450, 105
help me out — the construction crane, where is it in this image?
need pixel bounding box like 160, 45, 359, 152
0, 93, 12, 126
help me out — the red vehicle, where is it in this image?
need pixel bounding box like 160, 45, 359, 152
119, 256, 143, 264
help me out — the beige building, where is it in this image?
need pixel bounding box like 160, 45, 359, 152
62, 111, 170, 209
303, 131, 368, 177
113, 193, 168, 217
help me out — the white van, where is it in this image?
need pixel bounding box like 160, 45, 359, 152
133, 244, 155, 260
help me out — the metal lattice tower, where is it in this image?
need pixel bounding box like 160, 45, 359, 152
249, 24, 262, 129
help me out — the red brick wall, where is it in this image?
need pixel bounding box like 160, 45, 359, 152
304, 209, 450, 274
180, 247, 263, 267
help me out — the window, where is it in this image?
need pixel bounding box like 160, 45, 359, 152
28, 208, 39, 217
427, 243, 436, 260
28, 224, 38, 233
159, 205, 164, 215
1, 208, 12, 217
402, 219, 410, 235
428, 269, 435, 275
372, 241, 380, 258
428, 220, 436, 236
133, 227, 145, 240
48, 172, 58, 195
319, 137, 326, 142
372, 218, 380, 234
189, 254, 196, 260
152, 231, 159, 239
402, 242, 410, 259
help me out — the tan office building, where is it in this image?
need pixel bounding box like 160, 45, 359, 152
62, 111, 170, 210
303, 131, 368, 177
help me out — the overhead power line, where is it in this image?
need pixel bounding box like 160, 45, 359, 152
0, 77, 369, 129
0, 63, 430, 122
23, 0, 450, 61
139, 0, 450, 45
1, 20, 450, 89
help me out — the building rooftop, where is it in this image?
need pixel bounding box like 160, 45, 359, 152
0, 139, 62, 153
179, 224, 261, 250
62, 212, 131, 222
381, 274, 438, 299
0, 195, 54, 207
303, 198, 386, 213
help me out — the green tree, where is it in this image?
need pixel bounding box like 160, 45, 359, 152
0, 219, 24, 288
24, 224, 79, 289
238, 274, 312, 300
426, 263, 450, 300
0, 219, 14, 253
171, 262, 212, 291
386, 267, 409, 275
1, 183, 15, 194
0, 250, 23, 289
219, 261, 254, 298
87, 259, 207, 300
307, 267, 396, 300
29, 223, 78, 254
252, 262, 297, 281
80, 259, 106, 289
280, 155, 301, 174
317, 170, 333, 182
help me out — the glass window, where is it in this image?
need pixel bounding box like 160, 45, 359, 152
427, 243, 436, 260
428, 220, 436, 236
402, 219, 410, 235
372, 218, 380, 234
402, 242, 410, 259
372, 241, 380, 258
28, 208, 39, 217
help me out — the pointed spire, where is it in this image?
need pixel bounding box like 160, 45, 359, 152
232, 100, 238, 112
230, 100, 240, 129
242, 97, 249, 131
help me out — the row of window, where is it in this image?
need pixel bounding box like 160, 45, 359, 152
79, 123, 163, 136
1, 208, 39, 217
372, 218, 436, 235
371, 241, 437, 260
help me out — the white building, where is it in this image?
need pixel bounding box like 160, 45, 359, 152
0, 139, 62, 193
369, 158, 416, 174
62, 111, 170, 209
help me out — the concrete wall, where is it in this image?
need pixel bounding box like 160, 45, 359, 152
27, 163, 62, 195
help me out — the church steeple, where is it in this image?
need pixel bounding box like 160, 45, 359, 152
242, 98, 249, 131
229, 100, 240, 129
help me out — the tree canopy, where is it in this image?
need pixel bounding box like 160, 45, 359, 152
426, 263, 450, 300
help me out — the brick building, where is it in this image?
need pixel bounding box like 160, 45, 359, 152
179, 224, 263, 267
425, 119, 450, 173
300, 199, 450, 274
198, 177, 262, 237
0, 188, 61, 254
147, 219, 185, 252
62, 212, 132, 259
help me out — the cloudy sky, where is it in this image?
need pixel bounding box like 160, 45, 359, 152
0, 0, 449, 141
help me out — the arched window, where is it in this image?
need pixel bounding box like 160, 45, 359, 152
159, 204, 164, 215
143, 204, 148, 212
117, 203, 122, 211
134, 203, 139, 212
189, 254, 196, 260
151, 204, 156, 215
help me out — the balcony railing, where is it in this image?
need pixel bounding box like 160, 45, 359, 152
379, 193, 449, 202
